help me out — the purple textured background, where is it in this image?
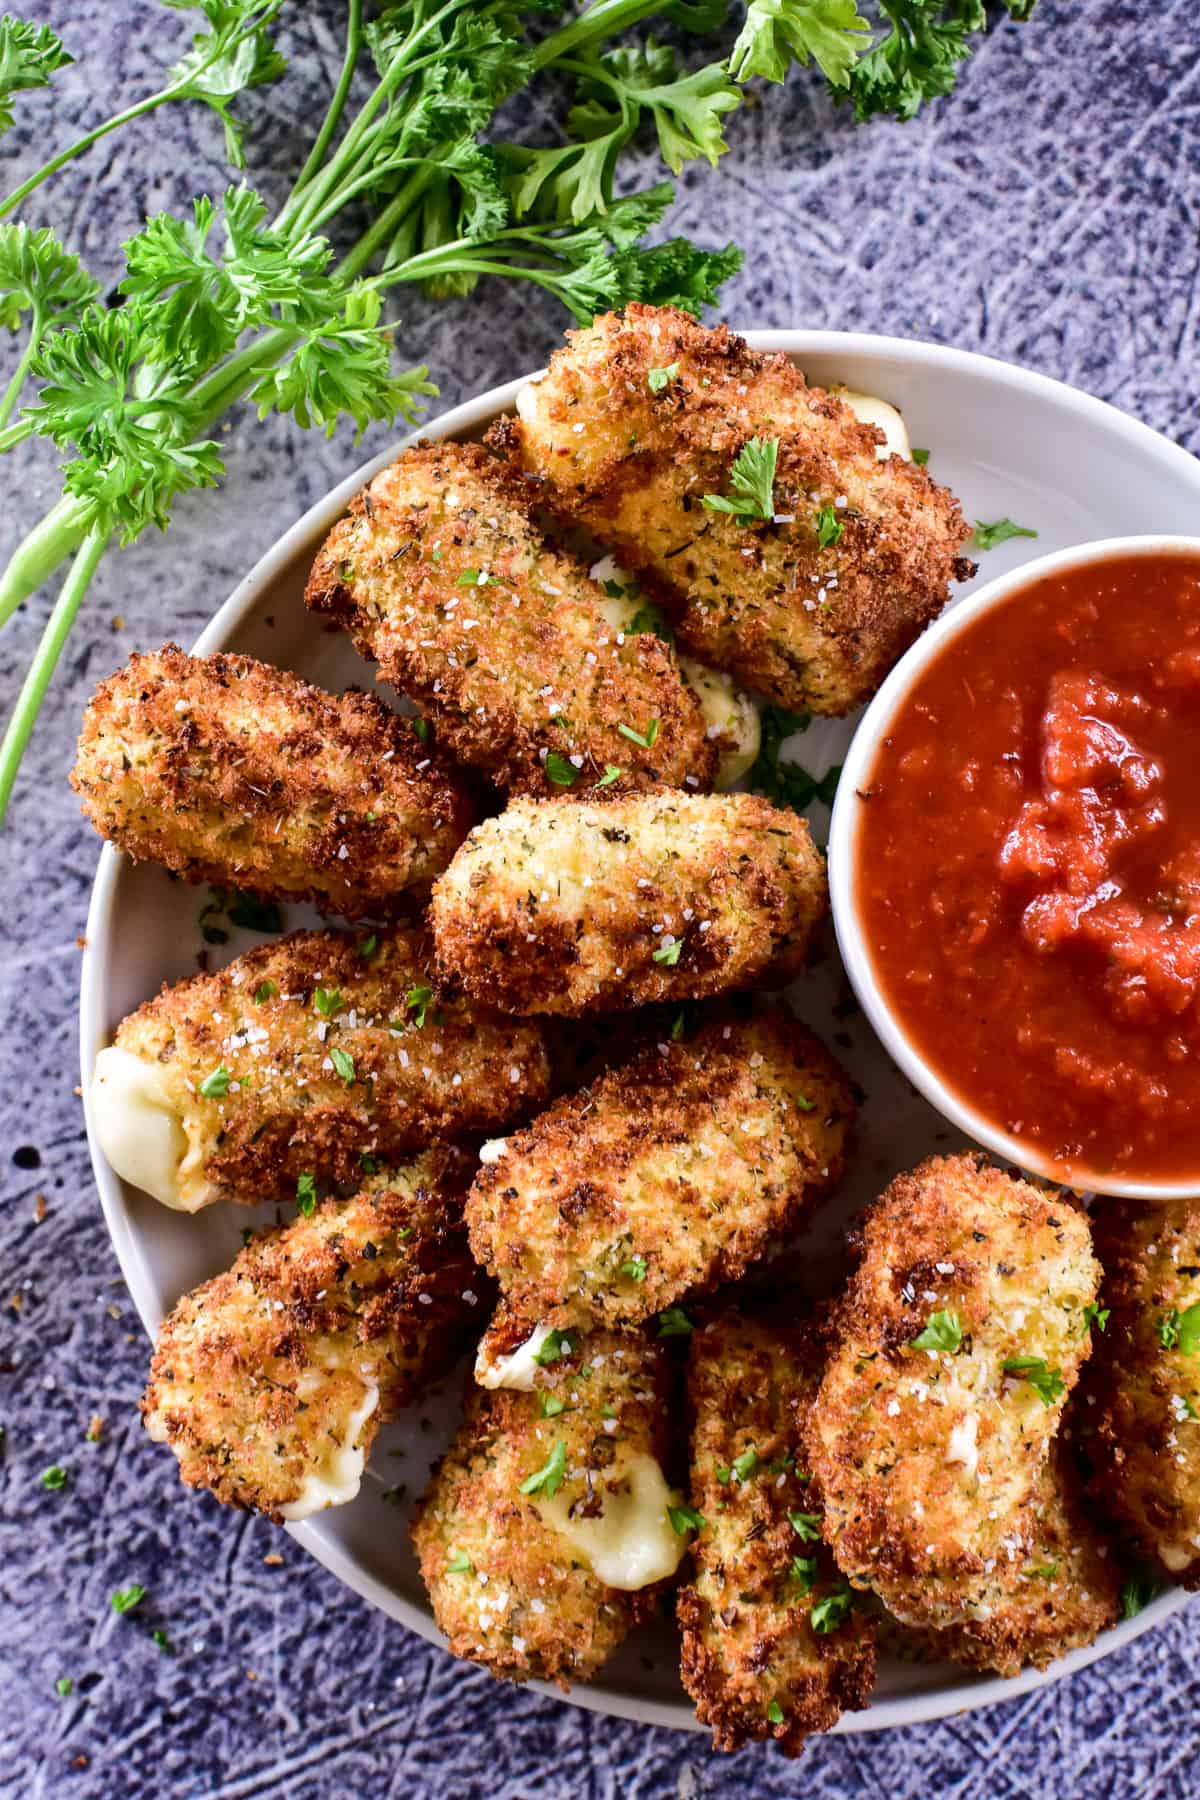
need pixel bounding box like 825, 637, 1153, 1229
2, 3, 1199, 1795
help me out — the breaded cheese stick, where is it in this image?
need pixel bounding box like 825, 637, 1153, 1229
806, 1154, 1100, 1629
304, 441, 715, 796
922, 1440, 1121, 1676
412, 1326, 683, 1688
142, 1153, 481, 1521
1087, 1196, 1200, 1585
430, 790, 826, 1016
71, 645, 472, 916
90, 925, 553, 1211
468, 1012, 853, 1344
678, 1308, 875, 1755
490, 304, 974, 715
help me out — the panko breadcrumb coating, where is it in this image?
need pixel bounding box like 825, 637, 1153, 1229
412, 1327, 679, 1688
142, 1152, 481, 1521
468, 1011, 853, 1341
922, 1440, 1122, 1676
71, 645, 472, 916
1087, 1196, 1200, 1586
429, 789, 826, 1016
92, 925, 552, 1210
806, 1154, 1100, 1629
678, 1307, 875, 1755
489, 304, 974, 716
304, 441, 715, 796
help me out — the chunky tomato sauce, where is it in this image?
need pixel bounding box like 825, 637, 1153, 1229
856, 551, 1200, 1184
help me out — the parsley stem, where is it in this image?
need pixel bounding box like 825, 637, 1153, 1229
534, 0, 662, 68
0, 493, 92, 631
0, 308, 42, 430
0, 82, 187, 222
276, 0, 365, 231
0, 525, 107, 820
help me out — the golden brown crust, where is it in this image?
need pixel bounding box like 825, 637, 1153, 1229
114, 924, 554, 1205
468, 1011, 854, 1337
304, 440, 715, 796
412, 1328, 671, 1688
489, 304, 974, 716
922, 1440, 1122, 1676
806, 1154, 1100, 1629
429, 788, 827, 1016
71, 644, 473, 917
1086, 1196, 1200, 1586
678, 1307, 875, 1755
142, 1151, 482, 1520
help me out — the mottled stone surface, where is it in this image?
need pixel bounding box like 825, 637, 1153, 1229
2, 2, 1199, 1795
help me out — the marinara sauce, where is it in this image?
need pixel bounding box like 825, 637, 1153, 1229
856, 551, 1200, 1184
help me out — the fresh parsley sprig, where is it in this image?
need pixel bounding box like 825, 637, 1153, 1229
702, 435, 779, 521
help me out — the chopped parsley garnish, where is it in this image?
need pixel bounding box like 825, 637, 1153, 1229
111, 1584, 146, 1615
296, 1172, 317, 1217
670, 1010, 686, 1041
969, 517, 1039, 551
519, 1440, 567, 1498
1159, 1303, 1200, 1353
445, 1550, 474, 1574
41, 1464, 67, 1489
456, 567, 488, 586
199, 1064, 231, 1099
789, 1554, 818, 1595
152, 1628, 173, 1652
253, 980, 277, 1005
814, 505, 843, 548
381, 1484, 408, 1506
794, 1093, 815, 1113
358, 933, 378, 961
788, 1511, 822, 1542
412, 718, 431, 743
911, 447, 930, 466
600, 1404, 616, 1419
595, 764, 622, 789
617, 717, 660, 750
227, 891, 283, 933
910, 1309, 963, 1355
626, 598, 674, 642
701, 436, 779, 523
1002, 1356, 1065, 1405
619, 1255, 648, 1282
1082, 1302, 1110, 1334
716, 1466, 731, 1485
532, 1328, 573, 1366
313, 985, 343, 1017
766, 1699, 785, 1725
55, 1677, 73, 1697
647, 362, 680, 393
330, 1046, 355, 1085
359, 1153, 379, 1174
657, 1306, 693, 1338
544, 751, 578, 787
811, 1581, 854, 1633
539, 1392, 565, 1419
747, 704, 840, 815
731, 1445, 759, 1482
668, 1503, 705, 1535
1121, 1567, 1162, 1619
652, 937, 682, 966
404, 983, 434, 1028
1023, 1560, 1059, 1581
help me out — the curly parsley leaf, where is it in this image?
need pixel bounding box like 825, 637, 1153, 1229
969, 515, 1038, 551
702, 435, 778, 521
0, 223, 98, 332
910, 1308, 963, 1354
0, 15, 71, 135
164, 0, 288, 169
519, 1439, 567, 1498
1001, 1355, 1065, 1406
731, 0, 871, 87
252, 282, 435, 441
846, 0, 994, 123
811, 1579, 855, 1632
747, 705, 841, 815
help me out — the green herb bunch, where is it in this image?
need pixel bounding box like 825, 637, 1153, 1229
0, 0, 1035, 820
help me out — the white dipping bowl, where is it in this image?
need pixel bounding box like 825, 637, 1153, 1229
829, 534, 1200, 1202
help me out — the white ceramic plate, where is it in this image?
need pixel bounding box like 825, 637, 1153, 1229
80, 332, 1200, 1737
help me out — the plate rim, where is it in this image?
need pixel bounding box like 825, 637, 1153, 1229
79, 328, 1198, 1739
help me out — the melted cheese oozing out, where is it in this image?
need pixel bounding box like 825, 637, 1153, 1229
478, 1137, 509, 1166
947, 1413, 979, 1481
91, 1045, 215, 1212
540, 1452, 685, 1590
1159, 1542, 1192, 1572
475, 1322, 559, 1391
590, 558, 760, 789
278, 1382, 379, 1521
836, 388, 913, 461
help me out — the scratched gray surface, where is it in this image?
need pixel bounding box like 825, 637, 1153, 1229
2, 2, 1199, 1796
